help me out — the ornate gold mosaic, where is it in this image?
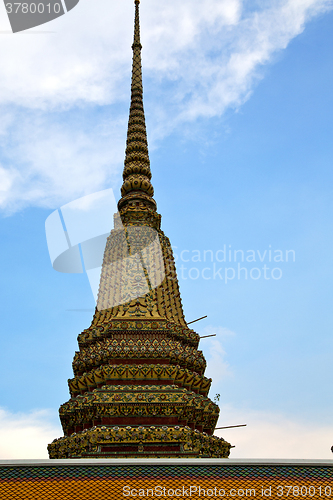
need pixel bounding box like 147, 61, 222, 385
49, 425, 230, 459
68, 364, 211, 397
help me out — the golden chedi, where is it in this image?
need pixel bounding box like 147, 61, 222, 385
48, 0, 231, 459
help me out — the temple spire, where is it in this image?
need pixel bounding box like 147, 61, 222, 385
118, 0, 158, 224
48, 0, 230, 459
132, 0, 143, 94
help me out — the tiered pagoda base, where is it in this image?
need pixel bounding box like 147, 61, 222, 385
48, 318, 231, 459
48, 425, 230, 458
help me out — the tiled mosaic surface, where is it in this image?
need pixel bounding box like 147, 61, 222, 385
0, 463, 332, 499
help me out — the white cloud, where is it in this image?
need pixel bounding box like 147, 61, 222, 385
203, 326, 235, 383
0, 408, 62, 459
0, 0, 331, 111
0, 110, 126, 213
216, 405, 333, 459
204, 325, 236, 338
0, 0, 332, 211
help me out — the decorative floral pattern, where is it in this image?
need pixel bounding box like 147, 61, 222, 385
48, 425, 230, 459
68, 364, 211, 398
72, 338, 206, 376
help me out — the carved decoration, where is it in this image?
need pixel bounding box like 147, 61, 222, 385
48, 425, 231, 459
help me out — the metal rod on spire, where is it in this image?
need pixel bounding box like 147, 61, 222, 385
215, 424, 247, 430
187, 315, 208, 325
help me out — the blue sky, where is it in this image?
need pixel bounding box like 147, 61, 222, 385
0, 0, 332, 459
